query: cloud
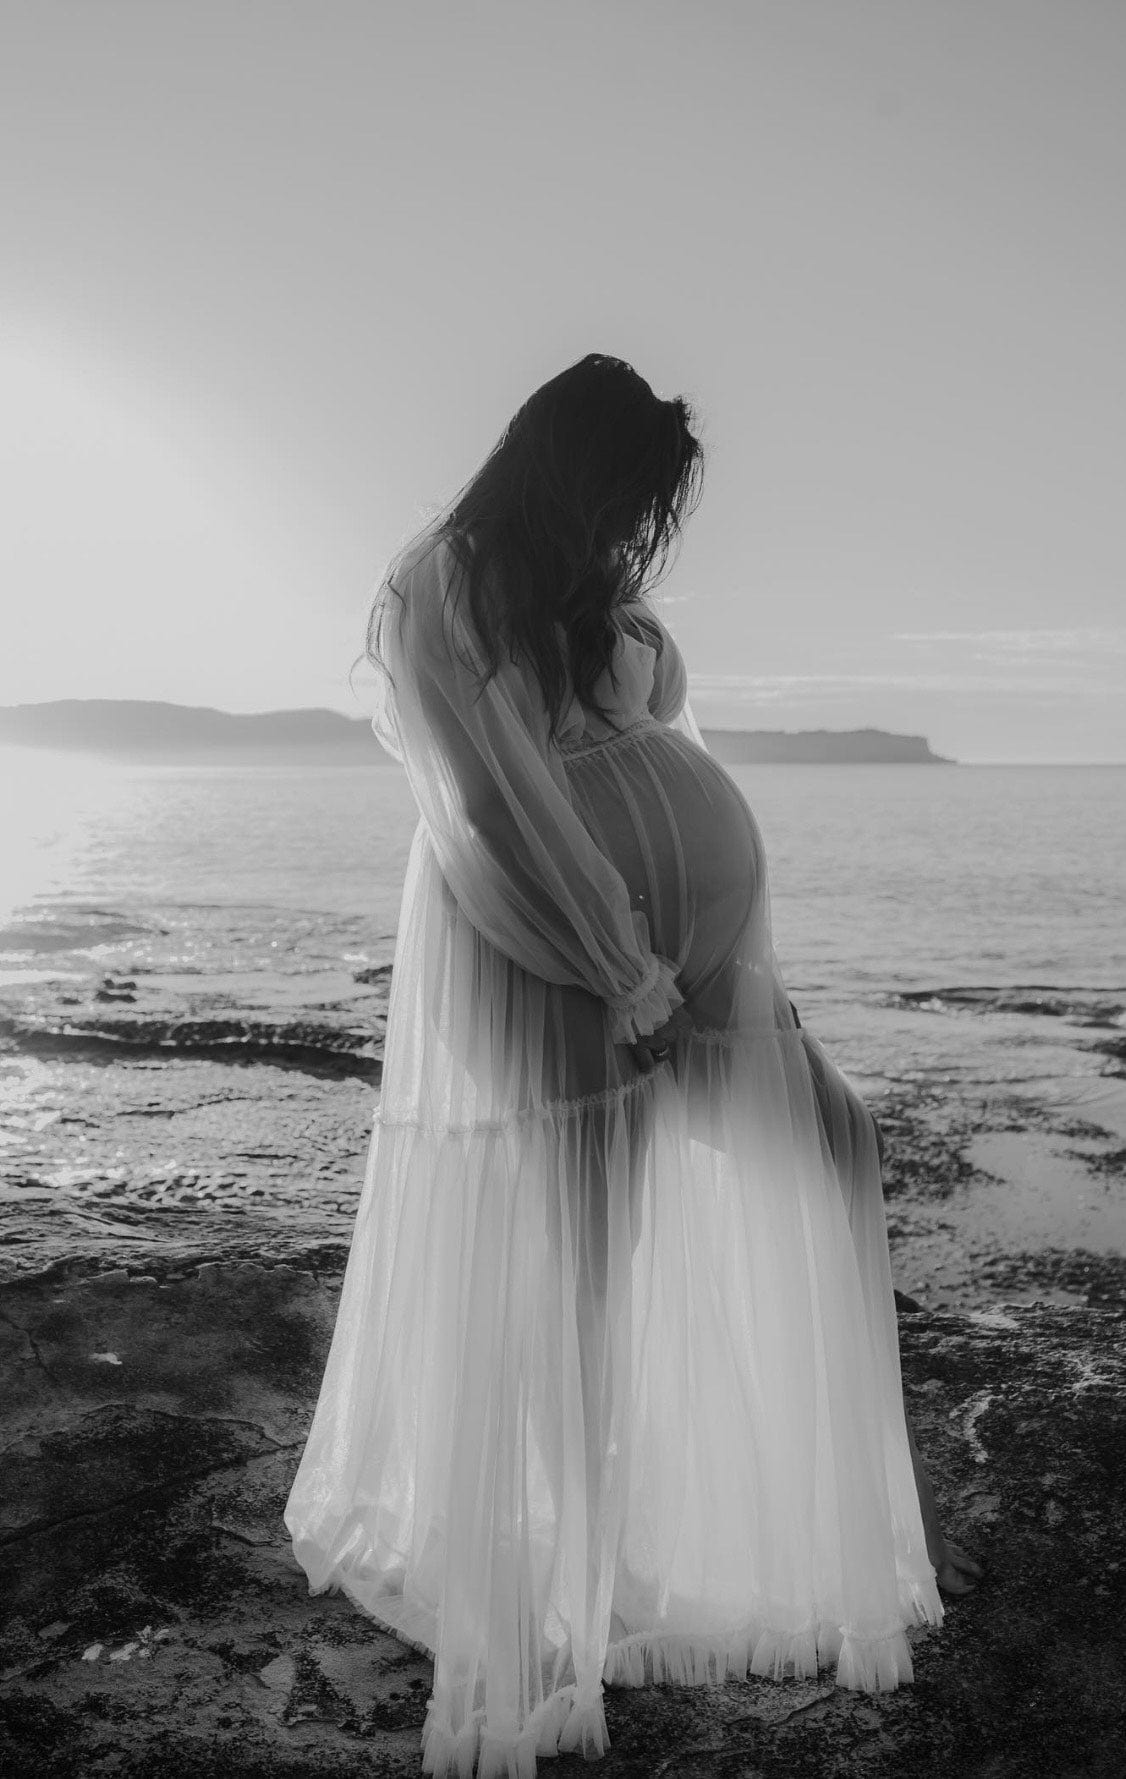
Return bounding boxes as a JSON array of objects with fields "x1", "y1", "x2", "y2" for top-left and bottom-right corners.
[
  {"x1": 893, "y1": 627, "x2": 1126, "y2": 659},
  {"x1": 687, "y1": 670, "x2": 1121, "y2": 703}
]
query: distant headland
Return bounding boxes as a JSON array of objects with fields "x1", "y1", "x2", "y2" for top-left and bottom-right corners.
[
  {"x1": 0, "y1": 701, "x2": 955, "y2": 765},
  {"x1": 0, "y1": 700, "x2": 387, "y2": 757}
]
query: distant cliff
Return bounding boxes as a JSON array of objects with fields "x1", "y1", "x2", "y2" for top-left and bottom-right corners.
[
  {"x1": 0, "y1": 701, "x2": 954, "y2": 765},
  {"x1": 700, "y1": 727, "x2": 954, "y2": 764},
  {"x1": 0, "y1": 700, "x2": 378, "y2": 756}
]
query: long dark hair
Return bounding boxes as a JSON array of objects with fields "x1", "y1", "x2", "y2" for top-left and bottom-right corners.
[{"x1": 364, "y1": 353, "x2": 705, "y2": 744}]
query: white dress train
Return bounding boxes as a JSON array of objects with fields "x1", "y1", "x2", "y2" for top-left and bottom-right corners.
[{"x1": 284, "y1": 530, "x2": 943, "y2": 1778}]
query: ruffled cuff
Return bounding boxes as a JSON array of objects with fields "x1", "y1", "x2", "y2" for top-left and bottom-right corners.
[{"x1": 606, "y1": 952, "x2": 684, "y2": 1045}]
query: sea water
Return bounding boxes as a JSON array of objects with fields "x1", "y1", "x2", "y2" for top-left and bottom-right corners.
[
  {"x1": 1, "y1": 747, "x2": 1123, "y2": 1288},
  {"x1": 2, "y1": 747, "x2": 1124, "y2": 1077}
]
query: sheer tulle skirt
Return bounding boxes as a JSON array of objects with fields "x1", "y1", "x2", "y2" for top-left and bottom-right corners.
[{"x1": 284, "y1": 724, "x2": 943, "y2": 1778}]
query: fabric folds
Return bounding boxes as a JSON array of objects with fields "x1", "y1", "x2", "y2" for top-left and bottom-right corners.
[{"x1": 284, "y1": 527, "x2": 943, "y2": 1777}]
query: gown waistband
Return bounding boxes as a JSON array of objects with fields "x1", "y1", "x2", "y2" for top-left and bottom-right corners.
[{"x1": 556, "y1": 715, "x2": 665, "y2": 761}]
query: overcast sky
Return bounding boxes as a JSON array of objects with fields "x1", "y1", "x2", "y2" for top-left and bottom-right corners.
[{"x1": 2, "y1": 0, "x2": 1124, "y2": 762}]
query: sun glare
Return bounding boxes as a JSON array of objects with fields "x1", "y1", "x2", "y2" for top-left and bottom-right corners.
[
  {"x1": 0, "y1": 745, "x2": 130, "y2": 929},
  {"x1": 0, "y1": 328, "x2": 325, "y2": 710}
]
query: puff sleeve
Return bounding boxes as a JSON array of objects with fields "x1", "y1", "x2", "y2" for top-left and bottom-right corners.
[{"x1": 370, "y1": 535, "x2": 684, "y2": 1044}]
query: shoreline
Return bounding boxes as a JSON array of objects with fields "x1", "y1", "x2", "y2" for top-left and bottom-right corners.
[{"x1": 1, "y1": 964, "x2": 1124, "y2": 1312}]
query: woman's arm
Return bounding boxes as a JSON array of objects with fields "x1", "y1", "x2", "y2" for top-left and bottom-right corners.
[{"x1": 372, "y1": 535, "x2": 684, "y2": 1045}]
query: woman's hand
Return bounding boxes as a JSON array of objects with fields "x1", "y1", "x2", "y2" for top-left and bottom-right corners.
[{"x1": 627, "y1": 1005, "x2": 694, "y2": 1074}]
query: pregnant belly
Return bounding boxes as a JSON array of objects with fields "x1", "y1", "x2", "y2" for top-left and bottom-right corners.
[{"x1": 561, "y1": 724, "x2": 767, "y2": 1016}]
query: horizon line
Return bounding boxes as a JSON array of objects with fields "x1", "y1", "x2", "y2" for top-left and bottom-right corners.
[{"x1": 2, "y1": 698, "x2": 1124, "y2": 766}]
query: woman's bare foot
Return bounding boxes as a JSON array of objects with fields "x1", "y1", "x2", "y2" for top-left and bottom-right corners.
[
  {"x1": 904, "y1": 1411, "x2": 985, "y2": 1596},
  {"x1": 928, "y1": 1535, "x2": 985, "y2": 1596}
]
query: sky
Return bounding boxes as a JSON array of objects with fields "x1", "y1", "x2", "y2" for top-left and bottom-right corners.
[{"x1": 2, "y1": 0, "x2": 1124, "y2": 763}]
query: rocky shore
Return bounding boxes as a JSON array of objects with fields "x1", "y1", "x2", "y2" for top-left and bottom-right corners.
[
  {"x1": 1, "y1": 1258, "x2": 1123, "y2": 1778},
  {"x1": 4, "y1": 966, "x2": 1125, "y2": 1309},
  {"x1": 3, "y1": 953, "x2": 1125, "y2": 1774}
]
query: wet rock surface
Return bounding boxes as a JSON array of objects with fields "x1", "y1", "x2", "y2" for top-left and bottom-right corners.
[
  {"x1": 873, "y1": 1081, "x2": 1126, "y2": 1311},
  {"x1": 4, "y1": 994, "x2": 1124, "y2": 1314},
  {"x1": 0, "y1": 969, "x2": 384, "y2": 1283},
  {"x1": 4, "y1": 963, "x2": 1126, "y2": 1313},
  {"x1": 1, "y1": 1260, "x2": 1123, "y2": 1778},
  {"x1": 2, "y1": 949, "x2": 1124, "y2": 1770}
]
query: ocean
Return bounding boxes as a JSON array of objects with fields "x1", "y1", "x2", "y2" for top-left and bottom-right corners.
[{"x1": 1, "y1": 746, "x2": 1124, "y2": 1305}]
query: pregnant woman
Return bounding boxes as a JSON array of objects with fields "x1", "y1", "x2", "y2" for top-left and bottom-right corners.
[{"x1": 284, "y1": 354, "x2": 980, "y2": 1778}]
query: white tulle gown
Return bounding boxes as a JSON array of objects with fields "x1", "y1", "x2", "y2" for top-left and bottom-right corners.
[{"x1": 284, "y1": 529, "x2": 943, "y2": 1778}]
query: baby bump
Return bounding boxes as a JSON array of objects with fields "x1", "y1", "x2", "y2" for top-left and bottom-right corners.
[{"x1": 561, "y1": 725, "x2": 766, "y2": 1024}]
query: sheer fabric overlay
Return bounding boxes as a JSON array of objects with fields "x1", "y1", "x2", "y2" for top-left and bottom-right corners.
[{"x1": 284, "y1": 531, "x2": 943, "y2": 1778}]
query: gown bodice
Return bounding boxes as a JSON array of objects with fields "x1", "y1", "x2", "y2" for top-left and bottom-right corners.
[{"x1": 554, "y1": 625, "x2": 657, "y2": 747}]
